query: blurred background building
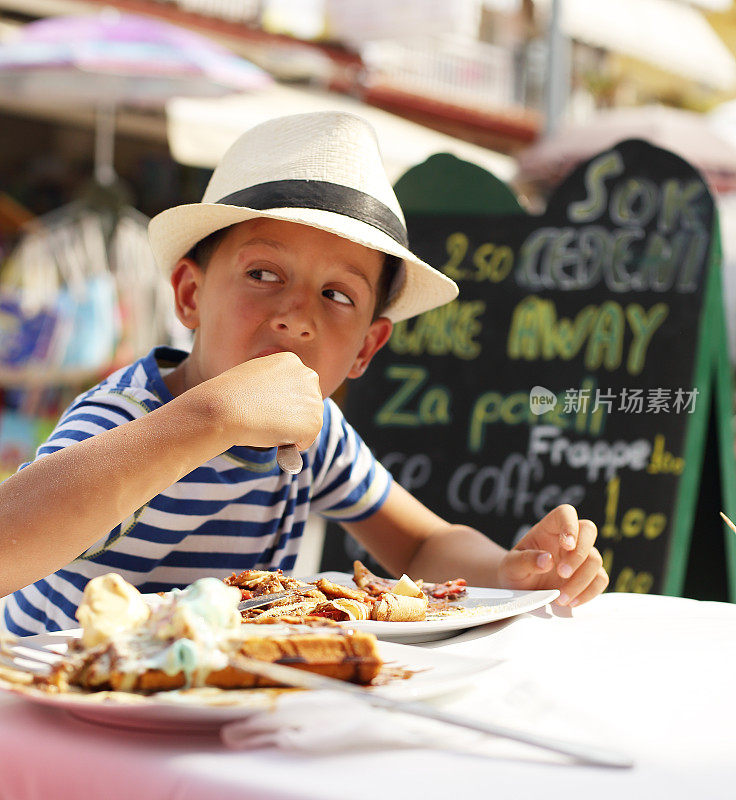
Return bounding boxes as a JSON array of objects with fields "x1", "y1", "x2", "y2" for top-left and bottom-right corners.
[
  {"x1": 1, "y1": 0, "x2": 736, "y2": 480},
  {"x1": 0, "y1": 1, "x2": 733, "y2": 194},
  {"x1": 0, "y1": 1, "x2": 733, "y2": 205}
]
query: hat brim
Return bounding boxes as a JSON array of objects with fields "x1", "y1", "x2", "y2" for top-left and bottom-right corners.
[{"x1": 148, "y1": 202, "x2": 458, "y2": 323}]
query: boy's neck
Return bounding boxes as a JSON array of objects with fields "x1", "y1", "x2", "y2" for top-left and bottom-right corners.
[{"x1": 162, "y1": 359, "x2": 190, "y2": 398}]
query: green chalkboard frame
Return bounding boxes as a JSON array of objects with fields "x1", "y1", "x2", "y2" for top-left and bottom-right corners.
[
  {"x1": 394, "y1": 153, "x2": 524, "y2": 216},
  {"x1": 393, "y1": 151, "x2": 736, "y2": 601},
  {"x1": 663, "y1": 216, "x2": 736, "y2": 601}
]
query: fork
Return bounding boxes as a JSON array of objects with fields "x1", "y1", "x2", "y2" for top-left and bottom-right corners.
[
  {"x1": 237, "y1": 591, "x2": 299, "y2": 612},
  {"x1": 0, "y1": 635, "x2": 56, "y2": 676}
]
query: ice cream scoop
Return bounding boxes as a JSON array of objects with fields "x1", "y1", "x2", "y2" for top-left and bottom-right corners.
[{"x1": 76, "y1": 573, "x2": 150, "y2": 648}]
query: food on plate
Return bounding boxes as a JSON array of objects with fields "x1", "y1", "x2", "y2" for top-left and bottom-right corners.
[
  {"x1": 370, "y1": 593, "x2": 428, "y2": 622},
  {"x1": 313, "y1": 577, "x2": 371, "y2": 603},
  {"x1": 420, "y1": 577, "x2": 468, "y2": 601},
  {"x1": 223, "y1": 569, "x2": 316, "y2": 599},
  {"x1": 40, "y1": 574, "x2": 382, "y2": 693},
  {"x1": 391, "y1": 574, "x2": 425, "y2": 598},
  {"x1": 225, "y1": 570, "x2": 328, "y2": 620},
  {"x1": 221, "y1": 562, "x2": 469, "y2": 624},
  {"x1": 353, "y1": 560, "x2": 396, "y2": 596},
  {"x1": 225, "y1": 567, "x2": 428, "y2": 622},
  {"x1": 311, "y1": 598, "x2": 372, "y2": 621},
  {"x1": 354, "y1": 562, "x2": 469, "y2": 605},
  {"x1": 354, "y1": 561, "x2": 468, "y2": 604}
]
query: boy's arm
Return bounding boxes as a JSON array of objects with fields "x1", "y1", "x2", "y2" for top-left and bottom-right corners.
[
  {"x1": 0, "y1": 352, "x2": 323, "y2": 597},
  {"x1": 341, "y1": 482, "x2": 608, "y2": 606}
]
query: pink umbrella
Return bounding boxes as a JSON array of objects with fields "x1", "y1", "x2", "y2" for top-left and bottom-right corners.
[
  {"x1": 0, "y1": 11, "x2": 272, "y2": 378},
  {"x1": 0, "y1": 9, "x2": 271, "y2": 184}
]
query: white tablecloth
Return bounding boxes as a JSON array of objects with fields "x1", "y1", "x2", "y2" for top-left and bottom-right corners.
[{"x1": 1, "y1": 592, "x2": 735, "y2": 800}]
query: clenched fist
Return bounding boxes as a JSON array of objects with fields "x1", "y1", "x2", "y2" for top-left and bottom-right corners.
[{"x1": 194, "y1": 352, "x2": 324, "y2": 452}]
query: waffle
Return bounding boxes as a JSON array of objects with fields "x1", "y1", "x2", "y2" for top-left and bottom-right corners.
[
  {"x1": 51, "y1": 623, "x2": 382, "y2": 692},
  {"x1": 45, "y1": 574, "x2": 382, "y2": 694}
]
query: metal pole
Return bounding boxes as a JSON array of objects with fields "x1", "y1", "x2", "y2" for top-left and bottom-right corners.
[
  {"x1": 544, "y1": 0, "x2": 570, "y2": 138},
  {"x1": 94, "y1": 102, "x2": 117, "y2": 186}
]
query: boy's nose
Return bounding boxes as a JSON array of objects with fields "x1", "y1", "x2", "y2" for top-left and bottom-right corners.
[{"x1": 269, "y1": 296, "x2": 315, "y2": 340}]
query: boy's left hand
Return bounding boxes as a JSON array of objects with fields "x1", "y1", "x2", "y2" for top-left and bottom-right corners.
[{"x1": 497, "y1": 504, "x2": 608, "y2": 607}]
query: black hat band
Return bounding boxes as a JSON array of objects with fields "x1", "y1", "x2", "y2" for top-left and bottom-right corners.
[{"x1": 217, "y1": 179, "x2": 409, "y2": 249}]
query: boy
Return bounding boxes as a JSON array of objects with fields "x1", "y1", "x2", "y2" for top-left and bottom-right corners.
[{"x1": 1, "y1": 112, "x2": 606, "y2": 635}]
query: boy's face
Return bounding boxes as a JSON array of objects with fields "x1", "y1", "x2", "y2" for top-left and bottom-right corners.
[{"x1": 173, "y1": 218, "x2": 393, "y2": 398}]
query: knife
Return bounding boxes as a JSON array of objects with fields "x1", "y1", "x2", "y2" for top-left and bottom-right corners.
[
  {"x1": 237, "y1": 592, "x2": 295, "y2": 612},
  {"x1": 229, "y1": 654, "x2": 634, "y2": 769},
  {"x1": 277, "y1": 444, "x2": 302, "y2": 475}
]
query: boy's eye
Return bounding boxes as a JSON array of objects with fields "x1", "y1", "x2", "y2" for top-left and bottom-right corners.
[
  {"x1": 249, "y1": 268, "x2": 280, "y2": 282},
  {"x1": 323, "y1": 288, "x2": 354, "y2": 306}
]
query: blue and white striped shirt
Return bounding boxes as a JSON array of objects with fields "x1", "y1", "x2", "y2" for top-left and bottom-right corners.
[{"x1": 4, "y1": 347, "x2": 391, "y2": 636}]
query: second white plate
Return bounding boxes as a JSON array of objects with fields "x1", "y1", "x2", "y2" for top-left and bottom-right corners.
[{"x1": 308, "y1": 572, "x2": 559, "y2": 643}]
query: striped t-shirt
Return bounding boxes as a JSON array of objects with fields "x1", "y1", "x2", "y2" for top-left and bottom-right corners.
[{"x1": 4, "y1": 346, "x2": 391, "y2": 636}]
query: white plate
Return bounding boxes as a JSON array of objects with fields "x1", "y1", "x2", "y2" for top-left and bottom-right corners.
[
  {"x1": 0, "y1": 631, "x2": 499, "y2": 732},
  {"x1": 308, "y1": 572, "x2": 559, "y2": 643}
]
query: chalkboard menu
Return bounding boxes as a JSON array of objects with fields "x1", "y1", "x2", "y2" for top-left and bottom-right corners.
[{"x1": 321, "y1": 140, "x2": 736, "y2": 600}]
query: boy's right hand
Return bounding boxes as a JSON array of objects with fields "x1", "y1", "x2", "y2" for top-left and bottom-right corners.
[{"x1": 201, "y1": 352, "x2": 324, "y2": 451}]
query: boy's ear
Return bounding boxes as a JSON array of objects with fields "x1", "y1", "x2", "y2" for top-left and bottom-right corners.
[
  {"x1": 348, "y1": 317, "x2": 393, "y2": 378},
  {"x1": 171, "y1": 258, "x2": 203, "y2": 330}
]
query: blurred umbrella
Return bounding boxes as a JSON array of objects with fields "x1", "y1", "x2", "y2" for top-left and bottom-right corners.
[
  {"x1": 516, "y1": 105, "x2": 736, "y2": 196},
  {"x1": 0, "y1": 10, "x2": 267, "y2": 378},
  {"x1": 0, "y1": 9, "x2": 271, "y2": 184}
]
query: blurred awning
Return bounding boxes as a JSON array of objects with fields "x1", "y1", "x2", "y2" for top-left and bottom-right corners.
[
  {"x1": 516, "y1": 104, "x2": 736, "y2": 195},
  {"x1": 165, "y1": 83, "x2": 515, "y2": 183},
  {"x1": 535, "y1": 0, "x2": 736, "y2": 91}
]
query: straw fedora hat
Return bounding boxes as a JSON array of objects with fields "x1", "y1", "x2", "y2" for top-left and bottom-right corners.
[{"x1": 148, "y1": 111, "x2": 458, "y2": 322}]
